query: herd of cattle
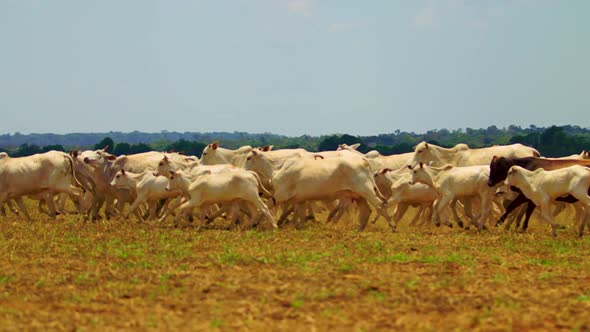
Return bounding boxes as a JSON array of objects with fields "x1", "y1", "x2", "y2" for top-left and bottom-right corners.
[{"x1": 1, "y1": 142, "x2": 590, "y2": 237}]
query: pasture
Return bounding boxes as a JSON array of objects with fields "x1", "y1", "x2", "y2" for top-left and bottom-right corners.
[{"x1": 1, "y1": 201, "x2": 590, "y2": 331}]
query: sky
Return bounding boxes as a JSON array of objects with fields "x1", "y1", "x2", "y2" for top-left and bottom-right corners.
[{"x1": 1, "y1": 0, "x2": 588, "y2": 136}]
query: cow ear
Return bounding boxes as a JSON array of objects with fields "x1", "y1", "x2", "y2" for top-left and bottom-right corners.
[
  {"x1": 262, "y1": 145, "x2": 272, "y2": 152},
  {"x1": 252, "y1": 149, "x2": 259, "y2": 156},
  {"x1": 169, "y1": 170, "x2": 176, "y2": 176},
  {"x1": 424, "y1": 143, "x2": 429, "y2": 149},
  {"x1": 164, "y1": 155, "x2": 169, "y2": 161},
  {"x1": 70, "y1": 150, "x2": 79, "y2": 158},
  {"x1": 212, "y1": 142, "x2": 219, "y2": 150},
  {"x1": 121, "y1": 169, "x2": 126, "y2": 175},
  {"x1": 350, "y1": 143, "x2": 361, "y2": 150},
  {"x1": 107, "y1": 155, "x2": 117, "y2": 161}
]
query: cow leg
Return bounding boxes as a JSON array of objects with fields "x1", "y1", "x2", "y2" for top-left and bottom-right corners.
[
  {"x1": 206, "y1": 203, "x2": 229, "y2": 225},
  {"x1": 477, "y1": 194, "x2": 492, "y2": 231},
  {"x1": 44, "y1": 193, "x2": 59, "y2": 219},
  {"x1": 434, "y1": 195, "x2": 453, "y2": 228},
  {"x1": 126, "y1": 195, "x2": 147, "y2": 221},
  {"x1": 305, "y1": 201, "x2": 316, "y2": 221},
  {"x1": 329, "y1": 198, "x2": 352, "y2": 224},
  {"x1": 254, "y1": 198, "x2": 277, "y2": 229},
  {"x1": 496, "y1": 193, "x2": 530, "y2": 226},
  {"x1": 393, "y1": 202, "x2": 410, "y2": 226},
  {"x1": 356, "y1": 198, "x2": 374, "y2": 232},
  {"x1": 13, "y1": 197, "x2": 34, "y2": 222},
  {"x1": 519, "y1": 202, "x2": 537, "y2": 232},
  {"x1": 450, "y1": 199, "x2": 465, "y2": 228},
  {"x1": 408, "y1": 204, "x2": 423, "y2": 226},
  {"x1": 6, "y1": 200, "x2": 19, "y2": 216},
  {"x1": 576, "y1": 205, "x2": 589, "y2": 237},
  {"x1": 277, "y1": 205, "x2": 294, "y2": 226},
  {"x1": 147, "y1": 200, "x2": 158, "y2": 221},
  {"x1": 538, "y1": 203, "x2": 558, "y2": 238},
  {"x1": 568, "y1": 190, "x2": 590, "y2": 237},
  {"x1": 421, "y1": 205, "x2": 433, "y2": 226},
  {"x1": 175, "y1": 196, "x2": 201, "y2": 227}
]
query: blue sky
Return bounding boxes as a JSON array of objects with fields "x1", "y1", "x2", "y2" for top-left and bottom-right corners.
[{"x1": 1, "y1": 0, "x2": 588, "y2": 136}]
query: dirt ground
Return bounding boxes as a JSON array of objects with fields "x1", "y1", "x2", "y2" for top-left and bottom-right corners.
[{"x1": 1, "y1": 205, "x2": 590, "y2": 331}]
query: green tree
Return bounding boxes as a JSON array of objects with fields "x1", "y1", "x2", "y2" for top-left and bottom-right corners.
[
  {"x1": 14, "y1": 144, "x2": 42, "y2": 157},
  {"x1": 42, "y1": 144, "x2": 65, "y2": 152},
  {"x1": 165, "y1": 139, "x2": 207, "y2": 157},
  {"x1": 113, "y1": 142, "x2": 131, "y2": 156},
  {"x1": 94, "y1": 137, "x2": 115, "y2": 151},
  {"x1": 129, "y1": 143, "x2": 151, "y2": 154},
  {"x1": 318, "y1": 134, "x2": 364, "y2": 152}
]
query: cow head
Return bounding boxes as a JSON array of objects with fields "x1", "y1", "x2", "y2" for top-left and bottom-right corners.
[
  {"x1": 154, "y1": 155, "x2": 171, "y2": 176},
  {"x1": 409, "y1": 141, "x2": 431, "y2": 167},
  {"x1": 110, "y1": 169, "x2": 130, "y2": 188},
  {"x1": 488, "y1": 156, "x2": 511, "y2": 187},
  {"x1": 504, "y1": 166, "x2": 522, "y2": 187},
  {"x1": 81, "y1": 148, "x2": 117, "y2": 167},
  {"x1": 201, "y1": 142, "x2": 221, "y2": 164}
]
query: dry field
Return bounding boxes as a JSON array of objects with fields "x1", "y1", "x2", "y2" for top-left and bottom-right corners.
[{"x1": 1, "y1": 202, "x2": 590, "y2": 331}]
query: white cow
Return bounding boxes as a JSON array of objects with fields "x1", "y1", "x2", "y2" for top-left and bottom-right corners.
[
  {"x1": 200, "y1": 143, "x2": 252, "y2": 167},
  {"x1": 410, "y1": 142, "x2": 540, "y2": 167},
  {"x1": 373, "y1": 168, "x2": 437, "y2": 227},
  {"x1": 0, "y1": 150, "x2": 85, "y2": 221},
  {"x1": 167, "y1": 170, "x2": 277, "y2": 229},
  {"x1": 244, "y1": 148, "x2": 378, "y2": 226},
  {"x1": 155, "y1": 156, "x2": 252, "y2": 224},
  {"x1": 504, "y1": 165, "x2": 590, "y2": 237},
  {"x1": 110, "y1": 169, "x2": 179, "y2": 221},
  {"x1": 80, "y1": 149, "x2": 196, "y2": 217},
  {"x1": 409, "y1": 163, "x2": 497, "y2": 230},
  {"x1": 337, "y1": 144, "x2": 413, "y2": 171},
  {"x1": 260, "y1": 154, "x2": 393, "y2": 231}
]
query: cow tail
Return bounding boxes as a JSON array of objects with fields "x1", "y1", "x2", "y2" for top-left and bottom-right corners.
[
  {"x1": 65, "y1": 154, "x2": 87, "y2": 193},
  {"x1": 249, "y1": 171, "x2": 275, "y2": 206}
]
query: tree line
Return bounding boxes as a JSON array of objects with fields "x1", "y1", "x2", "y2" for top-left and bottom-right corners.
[{"x1": 1, "y1": 125, "x2": 588, "y2": 158}]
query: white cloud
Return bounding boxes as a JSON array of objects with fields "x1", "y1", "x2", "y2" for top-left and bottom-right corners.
[
  {"x1": 328, "y1": 22, "x2": 361, "y2": 33},
  {"x1": 287, "y1": 0, "x2": 314, "y2": 17}
]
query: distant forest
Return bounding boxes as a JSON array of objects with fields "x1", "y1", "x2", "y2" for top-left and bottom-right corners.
[{"x1": 1, "y1": 125, "x2": 589, "y2": 158}]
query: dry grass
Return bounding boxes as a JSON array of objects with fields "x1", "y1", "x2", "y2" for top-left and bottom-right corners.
[{"x1": 1, "y1": 202, "x2": 590, "y2": 331}]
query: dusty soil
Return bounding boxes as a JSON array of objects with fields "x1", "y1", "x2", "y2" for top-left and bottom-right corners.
[{"x1": 1, "y1": 205, "x2": 590, "y2": 331}]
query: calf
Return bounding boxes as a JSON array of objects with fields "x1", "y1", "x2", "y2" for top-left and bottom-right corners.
[
  {"x1": 110, "y1": 169, "x2": 179, "y2": 221},
  {"x1": 167, "y1": 170, "x2": 277, "y2": 228},
  {"x1": 409, "y1": 163, "x2": 497, "y2": 230},
  {"x1": 504, "y1": 165, "x2": 590, "y2": 237},
  {"x1": 488, "y1": 156, "x2": 590, "y2": 231}
]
